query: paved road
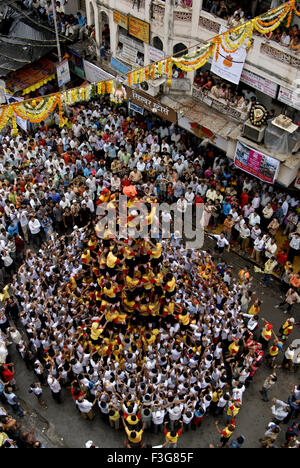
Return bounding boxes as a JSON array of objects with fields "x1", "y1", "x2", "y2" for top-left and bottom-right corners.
[{"x1": 3, "y1": 237, "x2": 300, "y2": 448}]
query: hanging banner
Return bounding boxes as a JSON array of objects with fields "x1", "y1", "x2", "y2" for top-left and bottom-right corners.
[
  {"x1": 234, "y1": 140, "x2": 280, "y2": 184},
  {"x1": 128, "y1": 16, "x2": 150, "y2": 44},
  {"x1": 56, "y1": 60, "x2": 71, "y2": 87},
  {"x1": 211, "y1": 44, "x2": 247, "y2": 85},
  {"x1": 15, "y1": 114, "x2": 27, "y2": 132},
  {"x1": 83, "y1": 60, "x2": 114, "y2": 83}
]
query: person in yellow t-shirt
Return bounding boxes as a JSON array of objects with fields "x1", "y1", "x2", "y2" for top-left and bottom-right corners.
[
  {"x1": 124, "y1": 421, "x2": 145, "y2": 448},
  {"x1": 259, "y1": 319, "x2": 273, "y2": 349},
  {"x1": 279, "y1": 318, "x2": 295, "y2": 339},
  {"x1": 226, "y1": 401, "x2": 241, "y2": 424},
  {"x1": 108, "y1": 407, "x2": 120, "y2": 430},
  {"x1": 149, "y1": 239, "x2": 162, "y2": 270},
  {"x1": 163, "y1": 421, "x2": 183, "y2": 448},
  {"x1": 248, "y1": 299, "x2": 261, "y2": 316},
  {"x1": 228, "y1": 338, "x2": 240, "y2": 356},
  {"x1": 81, "y1": 249, "x2": 91, "y2": 265},
  {"x1": 216, "y1": 421, "x2": 236, "y2": 448}
]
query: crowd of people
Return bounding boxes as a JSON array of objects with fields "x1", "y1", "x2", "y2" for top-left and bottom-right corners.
[
  {"x1": 0, "y1": 94, "x2": 299, "y2": 448},
  {"x1": 22, "y1": 0, "x2": 93, "y2": 42}
]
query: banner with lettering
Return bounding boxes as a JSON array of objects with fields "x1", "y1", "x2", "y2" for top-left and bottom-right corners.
[
  {"x1": 234, "y1": 140, "x2": 280, "y2": 184},
  {"x1": 128, "y1": 16, "x2": 150, "y2": 44},
  {"x1": 126, "y1": 87, "x2": 177, "y2": 122}
]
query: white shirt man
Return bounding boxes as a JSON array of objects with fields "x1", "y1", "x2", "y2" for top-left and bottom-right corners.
[
  {"x1": 174, "y1": 160, "x2": 185, "y2": 177},
  {"x1": 265, "y1": 238, "x2": 277, "y2": 259},
  {"x1": 239, "y1": 221, "x2": 250, "y2": 239},
  {"x1": 47, "y1": 376, "x2": 61, "y2": 394},
  {"x1": 28, "y1": 217, "x2": 41, "y2": 235},
  {"x1": 185, "y1": 189, "x2": 195, "y2": 205},
  {"x1": 248, "y1": 211, "x2": 261, "y2": 227},
  {"x1": 76, "y1": 398, "x2": 94, "y2": 414},
  {"x1": 72, "y1": 122, "x2": 83, "y2": 138},
  {"x1": 214, "y1": 235, "x2": 229, "y2": 252},
  {"x1": 251, "y1": 225, "x2": 262, "y2": 241},
  {"x1": 289, "y1": 233, "x2": 300, "y2": 251},
  {"x1": 282, "y1": 199, "x2": 289, "y2": 217},
  {"x1": 177, "y1": 197, "x2": 187, "y2": 214}
]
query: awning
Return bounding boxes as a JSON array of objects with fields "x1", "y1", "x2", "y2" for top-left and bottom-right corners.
[
  {"x1": 161, "y1": 94, "x2": 237, "y2": 139},
  {"x1": 5, "y1": 58, "x2": 56, "y2": 95}
]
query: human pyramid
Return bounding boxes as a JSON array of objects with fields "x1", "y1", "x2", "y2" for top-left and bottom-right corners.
[{"x1": 11, "y1": 184, "x2": 267, "y2": 448}]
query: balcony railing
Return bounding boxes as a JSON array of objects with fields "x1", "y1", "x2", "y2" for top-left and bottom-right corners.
[
  {"x1": 259, "y1": 41, "x2": 300, "y2": 69},
  {"x1": 192, "y1": 85, "x2": 248, "y2": 122},
  {"x1": 152, "y1": 0, "x2": 165, "y2": 23}
]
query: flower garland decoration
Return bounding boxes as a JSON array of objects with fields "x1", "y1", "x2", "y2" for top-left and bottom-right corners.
[
  {"x1": 253, "y1": 3, "x2": 291, "y2": 34},
  {"x1": 11, "y1": 114, "x2": 18, "y2": 136},
  {"x1": 13, "y1": 95, "x2": 60, "y2": 124},
  {"x1": 172, "y1": 44, "x2": 214, "y2": 71},
  {"x1": 0, "y1": 0, "x2": 295, "y2": 132},
  {"x1": 257, "y1": 3, "x2": 290, "y2": 26},
  {"x1": 249, "y1": 103, "x2": 268, "y2": 127},
  {"x1": 223, "y1": 22, "x2": 254, "y2": 52},
  {"x1": 0, "y1": 107, "x2": 13, "y2": 132}
]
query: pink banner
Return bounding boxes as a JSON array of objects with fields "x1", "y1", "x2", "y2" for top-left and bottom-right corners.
[{"x1": 234, "y1": 141, "x2": 280, "y2": 184}]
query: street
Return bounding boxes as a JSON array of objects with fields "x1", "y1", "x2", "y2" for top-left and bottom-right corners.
[{"x1": 3, "y1": 235, "x2": 299, "y2": 449}]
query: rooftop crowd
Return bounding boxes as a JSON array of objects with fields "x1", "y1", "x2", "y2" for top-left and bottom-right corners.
[{"x1": 0, "y1": 94, "x2": 299, "y2": 448}]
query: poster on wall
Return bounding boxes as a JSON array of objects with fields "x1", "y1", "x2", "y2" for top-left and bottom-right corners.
[
  {"x1": 128, "y1": 16, "x2": 150, "y2": 43},
  {"x1": 234, "y1": 140, "x2": 280, "y2": 184},
  {"x1": 56, "y1": 59, "x2": 71, "y2": 87}
]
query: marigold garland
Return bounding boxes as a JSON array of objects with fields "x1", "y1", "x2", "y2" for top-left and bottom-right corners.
[
  {"x1": 0, "y1": 107, "x2": 13, "y2": 132},
  {"x1": 13, "y1": 94, "x2": 60, "y2": 124},
  {"x1": 0, "y1": 1, "x2": 297, "y2": 134}
]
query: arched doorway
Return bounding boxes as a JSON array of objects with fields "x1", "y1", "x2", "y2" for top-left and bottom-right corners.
[
  {"x1": 152, "y1": 36, "x2": 164, "y2": 51},
  {"x1": 100, "y1": 11, "x2": 110, "y2": 48},
  {"x1": 173, "y1": 43, "x2": 187, "y2": 58},
  {"x1": 87, "y1": 1, "x2": 95, "y2": 26}
]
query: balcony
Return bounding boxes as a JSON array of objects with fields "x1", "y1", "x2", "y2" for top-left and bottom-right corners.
[
  {"x1": 152, "y1": 0, "x2": 165, "y2": 25},
  {"x1": 192, "y1": 85, "x2": 248, "y2": 122},
  {"x1": 106, "y1": 0, "x2": 146, "y2": 16}
]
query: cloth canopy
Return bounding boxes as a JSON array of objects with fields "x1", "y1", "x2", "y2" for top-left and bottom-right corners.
[{"x1": 5, "y1": 58, "x2": 56, "y2": 95}]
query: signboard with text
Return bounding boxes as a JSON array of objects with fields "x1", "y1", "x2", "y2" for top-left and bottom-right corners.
[
  {"x1": 56, "y1": 59, "x2": 71, "y2": 87},
  {"x1": 128, "y1": 16, "x2": 150, "y2": 44},
  {"x1": 113, "y1": 10, "x2": 128, "y2": 30},
  {"x1": 240, "y1": 69, "x2": 278, "y2": 99},
  {"x1": 126, "y1": 87, "x2": 177, "y2": 122},
  {"x1": 148, "y1": 46, "x2": 165, "y2": 62},
  {"x1": 234, "y1": 140, "x2": 280, "y2": 184},
  {"x1": 278, "y1": 86, "x2": 300, "y2": 111}
]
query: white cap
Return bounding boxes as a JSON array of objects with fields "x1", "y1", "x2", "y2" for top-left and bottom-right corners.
[{"x1": 85, "y1": 441, "x2": 95, "y2": 448}]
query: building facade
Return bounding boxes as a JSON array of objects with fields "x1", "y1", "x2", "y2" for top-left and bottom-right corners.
[{"x1": 84, "y1": 0, "x2": 300, "y2": 187}]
